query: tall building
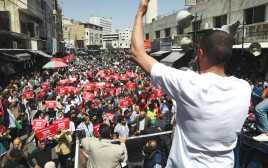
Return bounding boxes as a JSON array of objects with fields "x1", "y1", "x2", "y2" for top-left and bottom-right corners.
[
  {"x1": 90, "y1": 16, "x2": 113, "y2": 35},
  {"x1": 146, "y1": 0, "x2": 157, "y2": 24}
]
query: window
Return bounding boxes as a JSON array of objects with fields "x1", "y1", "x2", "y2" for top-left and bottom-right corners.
[
  {"x1": 145, "y1": 33, "x2": 149, "y2": 40},
  {"x1": 245, "y1": 5, "x2": 266, "y2": 24},
  {"x1": 192, "y1": 20, "x2": 201, "y2": 31},
  {"x1": 87, "y1": 32, "x2": 88, "y2": 35},
  {"x1": 126, "y1": 43, "x2": 128, "y2": 46},
  {"x1": 120, "y1": 43, "x2": 122, "y2": 46},
  {"x1": 214, "y1": 15, "x2": 227, "y2": 28},
  {"x1": 155, "y1": 30, "x2": 160, "y2": 38},
  {"x1": 100, "y1": 34, "x2": 102, "y2": 38},
  {"x1": 165, "y1": 28, "x2": 170, "y2": 37},
  {"x1": 177, "y1": 26, "x2": 184, "y2": 35},
  {"x1": 114, "y1": 43, "x2": 116, "y2": 46}
]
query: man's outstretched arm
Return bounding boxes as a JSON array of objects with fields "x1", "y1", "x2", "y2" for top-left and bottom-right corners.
[{"x1": 131, "y1": 0, "x2": 158, "y2": 75}]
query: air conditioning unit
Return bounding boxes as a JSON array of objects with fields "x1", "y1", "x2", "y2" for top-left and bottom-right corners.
[{"x1": 13, "y1": 42, "x2": 17, "y2": 49}]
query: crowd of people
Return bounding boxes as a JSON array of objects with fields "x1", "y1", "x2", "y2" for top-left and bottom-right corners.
[{"x1": 0, "y1": 53, "x2": 175, "y2": 168}]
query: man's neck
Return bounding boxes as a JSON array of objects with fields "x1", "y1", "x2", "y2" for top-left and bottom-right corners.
[{"x1": 200, "y1": 66, "x2": 227, "y2": 77}]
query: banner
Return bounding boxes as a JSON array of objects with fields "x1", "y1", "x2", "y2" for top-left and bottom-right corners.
[
  {"x1": 93, "y1": 123, "x2": 105, "y2": 137},
  {"x1": 0, "y1": 125, "x2": 7, "y2": 134},
  {"x1": 154, "y1": 88, "x2": 163, "y2": 96},
  {"x1": 119, "y1": 98, "x2": 132, "y2": 108},
  {"x1": 38, "y1": 89, "x2": 47, "y2": 98},
  {"x1": 35, "y1": 125, "x2": 56, "y2": 141},
  {"x1": 52, "y1": 118, "x2": 70, "y2": 131},
  {"x1": 57, "y1": 87, "x2": 68, "y2": 95},
  {"x1": 23, "y1": 91, "x2": 34, "y2": 100},
  {"x1": 106, "y1": 113, "x2": 115, "y2": 123},
  {"x1": 74, "y1": 102, "x2": 84, "y2": 113},
  {"x1": 96, "y1": 82, "x2": 106, "y2": 89},
  {"x1": 120, "y1": 75, "x2": 127, "y2": 80},
  {"x1": 84, "y1": 83, "x2": 94, "y2": 91},
  {"x1": 82, "y1": 92, "x2": 94, "y2": 101},
  {"x1": 106, "y1": 69, "x2": 112, "y2": 75},
  {"x1": 126, "y1": 82, "x2": 136, "y2": 89},
  {"x1": 40, "y1": 84, "x2": 48, "y2": 90},
  {"x1": 32, "y1": 119, "x2": 47, "y2": 130},
  {"x1": 106, "y1": 83, "x2": 112, "y2": 88},
  {"x1": 45, "y1": 100, "x2": 57, "y2": 108}
]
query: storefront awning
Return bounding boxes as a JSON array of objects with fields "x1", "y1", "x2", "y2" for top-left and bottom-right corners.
[
  {"x1": 28, "y1": 50, "x2": 53, "y2": 58},
  {"x1": 160, "y1": 51, "x2": 186, "y2": 65},
  {"x1": 150, "y1": 51, "x2": 171, "y2": 57}
]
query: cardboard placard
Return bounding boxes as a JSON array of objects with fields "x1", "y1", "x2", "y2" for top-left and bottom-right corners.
[
  {"x1": 145, "y1": 86, "x2": 152, "y2": 90},
  {"x1": 129, "y1": 73, "x2": 136, "y2": 78},
  {"x1": 60, "y1": 80, "x2": 67, "y2": 85},
  {"x1": 97, "y1": 70, "x2": 104, "y2": 75},
  {"x1": 120, "y1": 75, "x2": 127, "y2": 80},
  {"x1": 0, "y1": 125, "x2": 7, "y2": 134},
  {"x1": 73, "y1": 89, "x2": 80, "y2": 95},
  {"x1": 96, "y1": 82, "x2": 106, "y2": 89},
  {"x1": 65, "y1": 86, "x2": 75, "y2": 93},
  {"x1": 82, "y1": 92, "x2": 94, "y2": 101},
  {"x1": 74, "y1": 102, "x2": 84, "y2": 113},
  {"x1": 93, "y1": 123, "x2": 105, "y2": 137},
  {"x1": 32, "y1": 119, "x2": 47, "y2": 130},
  {"x1": 106, "y1": 113, "x2": 115, "y2": 123},
  {"x1": 40, "y1": 84, "x2": 48, "y2": 90},
  {"x1": 38, "y1": 89, "x2": 47, "y2": 98},
  {"x1": 35, "y1": 125, "x2": 56, "y2": 141},
  {"x1": 52, "y1": 118, "x2": 70, "y2": 131},
  {"x1": 106, "y1": 69, "x2": 112, "y2": 75},
  {"x1": 126, "y1": 82, "x2": 136, "y2": 89},
  {"x1": 106, "y1": 83, "x2": 112, "y2": 88},
  {"x1": 154, "y1": 88, "x2": 163, "y2": 96},
  {"x1": 113, "y1": 74, "x2": 120, "y2": 80},
  {"x1": 104, "y1": 76, "x2": 110, "y2": 81},
  {"x1": 87, "y1": 71, "x2": 93, "y2": 76},
  {"x1": 70, "y1": 78, "x2": 77, "y2": 83},
  {"x1": 125, "y1": 70, "x2": 130, "y2": 74},
  {"x1": 100, "y1": 73, "x2": 106, "y2": 78},
  {"x1": 57, "y1": 87, "x2": 68, "y2": 95},
  {"x1": 23, "y1": 91, "x2": 34, "y2": 100},
  {"x1": 116, "y1": 88, "x2": 121, "y2": 95},
  {"x1": 45, "y1": 100, "x2": 57, "y2": 108},
  {"x1": 119, "y1": 98, "x2": 132, "y2": 108},
  {"x1": 84, "y1": 83, "x2": 94, "y2": 91},
  {"x1": 150, "y1": 93, "x2": 158, "y2": 100},
  {"x1": 106, "y1": 88, "x2": 116, "y2": 96}
]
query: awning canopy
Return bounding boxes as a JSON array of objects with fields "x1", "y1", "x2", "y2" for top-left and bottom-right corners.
[
  {"x1": 28, "y1": 50, "x2": 53, "y2": 58},
  {"x1": 15, "y1": 53, "x2": 31, "y2": 58},
  {"x1": 150, "y1": 51, "x2": 171, "y2": 57},
  {"x1": 160, "y1": 51, "x2": 186, "y2": 63},
  {"x1": 1, "y1": 52, "x2": 31, "y2": 62}
]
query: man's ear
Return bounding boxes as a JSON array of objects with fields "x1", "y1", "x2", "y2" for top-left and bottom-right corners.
[{"x1": 199, "y1": 48, "x2": 205, "y2": 60}]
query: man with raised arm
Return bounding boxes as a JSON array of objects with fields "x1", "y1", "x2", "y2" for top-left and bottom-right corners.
[{"x1": 131, "y1": 0, "x2": 251, "y2": 167}]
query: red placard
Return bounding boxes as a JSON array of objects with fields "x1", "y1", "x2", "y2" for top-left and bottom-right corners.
[
  {"x1": 106, "y1": 69, "x2": 112, "y2": 75},
  {"x1": 35, "y1": 125, "x2": 56, "y2": 141},
  {"x1": 144, "y1": 40, "x2": 150, "y2": 49},
  {"x1": 82, "y1": 92, "x2": 94, "y2": 101},
  {"x1": 32, "y1": 119, "x2": 47, "y2": 130},
  {"x1": 106, "y1": 113, "x2": 115, "y2": 123},
  {"x1": 150, "y1": 92, "x2": 158, "y2": 99},
  {"x1": 0, "y1": 125, "x2": 7, "y2": 134},
  {"x1": 70, "y1": 78, "x2": 77, "y2": 83},
  {"x1": 96, "y1": 82, "x2": 106, "y2": 89},
  {"x1": 119, "y1": 98, "x2": 132, "y2": 108},
  {"x1": 129, "y1": 73, "x2": 137, "y2": 78},
  {"x1": 84, "y1": 83, "x2": 94, "y2": 91},
  {"x1": 106, "y1": 88, "x2": 116, "y2": 96},
  {"x1": 112, "y1": 74, "x2": 120, "y2": 80},
  {"x1": 57, "y1": 87, "x2": 68, "y2": 95},
  {"x1": 60, "y1": 80, "x2": 67, "y2": 85},
  {"x1": 40, "y1": 84, "x2": 48, "y2": 90},
  {"x1": 52, "y1": 118, "x2": 70, "y2": 131},
  {"x1": 106, "y1": 83, "x2": 112, "y2": 88},
  {"x1": 38, "y1": 89, "x2": 47, "y2": 98},
  {"x1": 125, "y1": 70, "x2": 130, "y2": 74},
  {"x1": 115, "y1": 88, "x2": 121, "y2": 95},
  {"x1": 104, "y1": 76, "x2": 110, "y2": 81},
  {"x1": 120, "y1": 75, "x2": 127, "y2": 81},
  {"x1": 71, "y1": 75, "x2": 76, "y2": 78},
  {"x1": 74, "y1": 102, "x2": 84, "y2": 113},
  {"x1": 23, "y1": 91, "x2": 34, "y2": 100},
  {"x1": 97, "y1": 70, "x2": 104, "y2": 75},
  {"x1": 93, "y1": 123, "x2": 105, "y2": 137},
  {"x1": 145, "y1": 86, "x2": 152, "y2": 90},
  {"x1": 154, "y1": 88, "x2": 163, "y2": 96},
  {"x1": 45, "y1": 100, "x2": 57, "y2": 108},
  {"x1": 87, "y1": 71, "x2": 93, "y2": 76},
  {"x1": 65, "y1": 86, "x2": 75, "y2": 93},
  {"x1": 73, "y1": 89, "x2": 80, "y2": 95},
  {"x1": 126, "y1": 82, "x2": 136, "y2": 89},
  {"x1": 100, "y1": 73, "x2": 106, "y2": 78}
]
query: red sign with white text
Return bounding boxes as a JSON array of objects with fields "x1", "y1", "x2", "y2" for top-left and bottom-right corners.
[
  {"x1": 106, "y1": 83, "x2": 112, "y2": 88},
  {"x1": 38, "y1": 89, "x2": 47, "y2": 98},
  {"x1": 23, "y1": 91, "x2": 34, "y2": 100},
  {"x1": 150, "y1": 92, "x2": 158, "y2": 99},
  {"x1": 35, "y1": 125, "x2": 56, "y2": 141},
  {"x1": 154, "y1": 88, "x2": 163, "y2": 96},
  {"x1": 96, "y1": 82, "x2": 106, "y2": 89},
  {"x1": 0, "y1": 125, "x2": 7, "y2": 134},
  {"x1": 70, "y1": 78, "x2": 77, "y2": 83},
  {"x1": 32, "y1": 119, "x2": 47, "y2": 130},
  {"x1": 82, "y1": 92, "x2": 94, "y2": 101},
  {"x1": 45, "y1": 100, "x2": 57, "y2": 108},
  {"x1": 106, "y1": 69, "x2": 112, "y2": 75},
  {"x1": 120, "y1": 75, "x2": 127, "y2": 80},
  {"x1": 57, "y1": 87, "x2": 68, "y2": 95},
  {"x1": 106, "y1": 113, "x2": 115, "y2": 123},
  {"x1": 87, "y1": 71, "x2": 93, "y2": 76},
  {"x1": 126, "y1": 82, "x2": 136, "y2": 89},
  {"x1": 40, "y1": 84, "x2": 48, "y2": 90},
  {"x1": 93, "y1": 123, "x2": 105, "y2": 137},
  {"x1": 106, "y1": 88, "x2": 116, "y2": 96},
  {"x1": 65, "y1": 86, "x2": 75, "y2": 93},
  {"x1": 73, "y1": 89, "x2": 80, "y2": 95},
  {"x1": 116, "y1": 88, "x2": 121, "y2": 95},
  {"x1": 52, "y1": 118, "x2": 70, "y2": 131},
  {"x1": 119, "y1": 98, "x2": 132, "y2": 108},
  {"x1": 74, "y1": 102, "x2": 84, "y2": 113},
  {"x1": 100, "y1": 73, "x2": 106, "y2": 78},
  {"x1": 84, "y1": 83, "x2": 94, "y2": 91}
]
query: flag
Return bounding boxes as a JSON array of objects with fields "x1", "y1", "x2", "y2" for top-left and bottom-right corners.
[
  {"x1": 0, "y1": 100, "x2": 9, "y2": 128},
  {"x1": 0, "y1": 100, "x2": 22, "y2": 129}
]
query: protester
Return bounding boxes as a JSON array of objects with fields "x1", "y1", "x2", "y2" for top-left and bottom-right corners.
[
  {"x1": 3, "y1": 148, "x2": 29, "y2": 168},
  {"x1": 129, "y1": 111, "x2": 150, "y2": 132},
  {"x1": 114, "y1": 116, "x2": 129, "y2": 138},
  {"x1": 143, "y1": 140, "x2": 164, "y2": 168},
  {"x1": 76, "y1": 115, "x2": 94, "y2": 138},
  {"x1": 130, "y1": 1, "x2": 251, "y2": 167}
]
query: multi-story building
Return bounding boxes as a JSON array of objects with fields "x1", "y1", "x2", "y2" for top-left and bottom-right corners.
[
  {"x1": 83, "y1": 22, "x2": 103, "y2": 50},
  {"x1": 90, "y1": 16, "x2": 113, "y2": 35},
  {"x1": 143, "y1": 0, "x2": 268, "y2": 78},
  {"x1": 112, "y1": 27, "x2": 132, "y2": 53}
]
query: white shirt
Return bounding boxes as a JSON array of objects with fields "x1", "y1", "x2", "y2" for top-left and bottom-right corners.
[
  {"x1": 69, "y1": 121, "x2": 75, "y2": 132},
  {"x1": 151, "y1": 63, "x2": 251, "y2": 168}
]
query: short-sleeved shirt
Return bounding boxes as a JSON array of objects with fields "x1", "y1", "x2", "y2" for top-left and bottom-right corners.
[{"x1": 150, "y1": 63, "x2": 251, "y2": 168}]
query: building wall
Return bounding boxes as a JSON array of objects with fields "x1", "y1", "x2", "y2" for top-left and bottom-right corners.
[
  {"x1": 146, "y1": 0, "x2": 157, "y2": 24},
  {"x1": 90, "y1": 17, "x2": 113, "y2": 35}
]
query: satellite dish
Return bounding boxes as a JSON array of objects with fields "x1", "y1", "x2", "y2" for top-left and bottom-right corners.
[
  {"x1": 176, "y1": 10, "x2": 194, "y2": 28},
  {"x1": 220, "y1": 21, "x2": 240, "y2": 38},
  {"x1": 249, "y1": 43, "x2": 262, "y2": 57}
]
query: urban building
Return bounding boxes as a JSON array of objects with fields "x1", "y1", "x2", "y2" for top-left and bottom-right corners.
[
  {"x1": 90, "y1": 16, "x2": 113, "y2": 35},
  {"x1": 146, "y1": 0, "x2": 157, "y2": 24},
  {"x1": 143, "y1": 0, "x2": 268, "y2": 79}
]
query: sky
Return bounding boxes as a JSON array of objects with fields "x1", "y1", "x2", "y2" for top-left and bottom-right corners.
[{"x1": 60, "y1": 0, "x2": 185, "y2": 30}]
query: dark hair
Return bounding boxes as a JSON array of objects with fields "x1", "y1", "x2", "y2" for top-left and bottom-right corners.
[
  {"x1": 149, "y1": 103, "x2": 155, "y2": 110},
  {"x1": 113, "y1": 132, "x2": 119, "y2": 138},
  {"x1": 199, "y1": 30, "x2": 233, "y2": 66},
  {"x1": 148, "y1": 139, "x2": 157, "y2": 152},
  {"x1": 159, "y1": 114, "x2": 164, "y2": 120},
  {"x1": 117, "y1": 116, "x2": 126, "y2": 123},
  {"x1": 165, "y1": 124, "x2": 173, "y2": 131},
  {"x1": 99, "y1": 124, "x2": 111, "y2": 139}
]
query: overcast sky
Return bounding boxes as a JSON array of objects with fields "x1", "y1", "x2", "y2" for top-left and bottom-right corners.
[{"x1": 60, "y1": 0, "x2": 186, "y2": 30}]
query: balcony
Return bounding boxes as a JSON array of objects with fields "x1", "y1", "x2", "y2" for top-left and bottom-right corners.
[{"x1": 18, "y1": 0, "x2": 43, "y2": 20}]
